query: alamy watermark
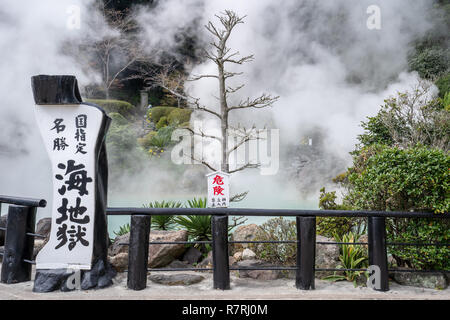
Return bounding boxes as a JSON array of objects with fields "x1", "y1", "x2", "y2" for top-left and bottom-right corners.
[
  {"x1": 367, "y1": 5, "x2": 381, "y2": 30},
  {"x1": 170, "y1": 121, "x2": 280, "y2": 175}
]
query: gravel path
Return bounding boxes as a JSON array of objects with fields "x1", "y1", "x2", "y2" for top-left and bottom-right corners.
[{"x1": 0, "y1": 268, "x2": 449, "y2": 300}]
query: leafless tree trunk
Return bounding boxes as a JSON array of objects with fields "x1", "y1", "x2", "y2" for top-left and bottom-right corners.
[{"x1": 150, "y1": 10, "x2": 279, "y2": 174}]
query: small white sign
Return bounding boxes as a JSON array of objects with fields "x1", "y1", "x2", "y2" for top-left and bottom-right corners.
[
  {"x1": 206, "y1": 171, "x2": 230, "y2": 208},
  {"x1": 34, "y1": 104, "x2": 104, "y2": 270}
]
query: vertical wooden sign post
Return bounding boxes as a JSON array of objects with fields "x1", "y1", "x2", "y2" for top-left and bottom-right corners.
[
  {"x1": 207, "y1": 171, "x2": 230, "y2": 290},
  {"x1": 31, "y1": 75, "x2": 115, "y2": 292}
]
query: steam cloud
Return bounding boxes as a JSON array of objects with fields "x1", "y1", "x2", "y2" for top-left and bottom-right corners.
[{"x1": 0, "y1": 0, "x2": 438, "y2": 220}]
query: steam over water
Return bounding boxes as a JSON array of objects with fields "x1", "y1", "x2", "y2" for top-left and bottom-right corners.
[{"x1": 0, "y1": 1, "x2": 437, "y2": 232}]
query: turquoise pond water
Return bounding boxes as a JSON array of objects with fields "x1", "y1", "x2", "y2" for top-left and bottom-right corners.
[
  {"x1": 106, "y1": 192, "x2": 319, "y2": 237},
  {"x1": 0, "y1": 192, "x2": 319, "y2": 236}
]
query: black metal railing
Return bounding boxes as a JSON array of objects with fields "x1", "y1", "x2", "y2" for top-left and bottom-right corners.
[
  {"x1": 106, "y1": 207, "x2": 449, "y2": 292},
  {"x1": 0, "y1": 195, "x2": 47, "y2": 283},
  {"x1": 0, "y1": 195, "x2": 448, "y2": 292}
]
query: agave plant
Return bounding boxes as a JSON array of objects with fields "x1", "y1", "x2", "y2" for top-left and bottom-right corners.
[
  {"x1": 323, "y1": 231, "x2": 369, "y2": 287},
  {"x1": 143, "y1": 200, "x2": 182, "y2": 230},
  {"x1": 186, "y1": 197, "x2": 207, "y2": 208},
  {"x1": 113, "y1": 223, "x2": 130, "y2": 237}
]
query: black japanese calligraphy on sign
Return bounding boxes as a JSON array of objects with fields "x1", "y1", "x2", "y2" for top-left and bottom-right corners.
[
  {"x1": 51, "y1": 118, "x2": 65, "y2": 133},
  {"x1": 55, "y1": 223, "x2": 90, "y2": 251},
  {"x1": 75, "y1": 114, "x2": 87, "y2": 155},
  {"x1": 53, "y1": 137, "x2": 69, "y2": 151},
  {"x1": 56, "y1": 197, "x2": 90, "y2": 225},
  {"x1": 55, "y1": 160, "x2": 93, "y2": 196}
]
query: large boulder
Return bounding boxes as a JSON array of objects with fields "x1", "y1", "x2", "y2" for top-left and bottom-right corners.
[
  {"x1": 108, "y1": 233, "x2": 129, "y2": 256},
  {"x1": 35, "y1": 217, "x2": 52, "y2": 238},
  {"x1": 149, "y1": 230, "x2": 188, "y2": 268},
  {"x1": 109, "y1": 252, "x2": 128, "y2": 272},
  {"x1": 236, "y1": 260, "x2": 281, "y2": 280},
  {"x1": 108, "y1": 229, "x2": 189, "y2": 271},
  {"x1": 182, "y1": 247, "x2": 203, "y2": 264},
  {"x1": 392, "y1": 270, "x2": 448, "y2": 290},
  {"x1": 231, "y1": 224, "x2": 261, "y2": 252},
  {"x1": 242, "y1": 248, "x2": 256, "y2": 260},
  {"x1": 315, "y1": 235, "x2": 340, "y2": 278}
]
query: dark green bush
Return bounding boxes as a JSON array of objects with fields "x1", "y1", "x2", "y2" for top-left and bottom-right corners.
[
  {"x1": 251, "y1": 217, "x2": 297, "y2": 266},
  {"x1": 345, "y1": 145, "x2": 450, "y2": 270},
  {"x1": 408, "y1": 47, "x2": 449, "y2": 79},
  {"x1": 436, "y1": 72, "x2": 450, "y2": 98},
  {"x1": 87, "y1": 99, "x2": 136, "y2": 119},
  {"x1": 148, "y1": 106, "x2": 177, "y2": 123},
  {"x1": 167, "y1": 108, "x2": 192, "y2": 125}
]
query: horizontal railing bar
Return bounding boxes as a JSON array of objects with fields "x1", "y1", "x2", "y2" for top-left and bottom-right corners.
[
  {"x1": 316, "y1": 242, "x2": 368, "y2": 245},
  {"x1": 387, "y1": 242, "x2": 450, "y2": 246},
  {"x1": 315, "y1": 268, "x2": 367, "y2": 272},
  {"x1": 232, "y1": 266, "x2": 297, "y2": 270},
  {"x1": 0, "y1": 227, "x2": 5, "y2": 231},
  {"x1": 0, "y1": 251, "x2": 3, "y2": 256},
  {"x1": 229, "y1": 240, "x2": 298, "y2": 244},
  {"x1": 388, "y1": 269, "x2": 450, "y2": 273},
  {"x1": 119, "y1": 241, "x2": 212, "y2": 246},
  {"x1": 26, "y1": 232, "x2": 46, "y2": 239},
  {"x1": 106, "y1": 207, "x2": 447, "y2": 218},
  {"x1": 0, "y1": 196, "x2": 47, "y2": 208},
  {"x1": 23, "y1": 259, "x2": 36, "y2": 264},
  {"x1": 147, "y1": 268, "x2": 213, "y2": 272}
]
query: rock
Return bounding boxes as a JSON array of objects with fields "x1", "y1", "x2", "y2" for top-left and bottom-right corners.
[
  {"x1": 33, "y1": 239, "x2": 48, "y2": 259},
  {"x1": 229, "y1": 256, "x2": 236, "y2": 266},
  {"x1": 168, "y1": 260, "x2": 191, "y2": 269},
  {"x1": 149, "y1": 230, "x2": 188, "y2": 268},
  {"x1": 149, "y1": 273, "x2": 205, "y2": 286},
  {"x1": 35, "y1": 217, "x2": 52, "y2": 238},
  {"x1": 182, "y1": 247, "x2": 203, "y2": 264},
  {"x1": 237, "y1": 260, "x2": 280, "y2": 280},
  {"x1": 392, "y1": 270, "x2": 448, "y2": 290},
  {"x1": 108, "y1": 233, "x2": 129, "y2": 256},
  {"x1": 315, "y1": 235, "x2": 340, "y2": 278},
  {"x1": 233, "y1": 251, "x2": 243, "y2": 261},
  {"x1": 196, "y1": 251, "x2": 213, "y2": 272},
  {"x1": 242, "y1": 248, "x2": 256, "y2": 260},
  {"x1": 109, "y1": 252, "x2": 128, "y2": 272},
  {"x1": 0, "y1": 214, "x2": 7, "y2": 246},
  {"x1": 231, "y1": 224, "x2": 261, "y2": 251},
  {"x1": 33, "y1": 259, "x2": 116, "y2": 292}
]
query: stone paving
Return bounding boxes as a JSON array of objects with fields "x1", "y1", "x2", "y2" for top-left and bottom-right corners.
[{"x1": 0, "y1": 267, "x2": 449, "y2": 300}]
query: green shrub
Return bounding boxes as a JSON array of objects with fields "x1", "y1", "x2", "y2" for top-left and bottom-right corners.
[
  {"x1": 186, "y1": 197, "x2": 207, "y2": 208},
  {"x1": 144, "y1": 201, "x2": 183, "y2": 230},
  {"x1": 251, "y1": 217, "x2": 297, "y2": 266},
  {"x1": 87, "y1": 99, "x2": 136, "y2": 119},
  {"x1": 323, "y1": 232, "x2": 369, "y2": 287},
  {"x1": 113, "y1": 223, "x2": 130, "y2": 238},
  {"x1": 345, "y1": 145, "x2": 450, "y2": 270},
  {"x1": 436, "y1": 72, "x2": 450, "y2": 98},
  {"x1": 317, "y1": 188, "x2": 363, "y2": 238},
  {"x1": 138, "y1": 131, "x2": 157, "y2": 149},
  {"x1": 156, "y1": 116, "x2": 169, "y2": 129},
  {"x1": 148, "y1": 106, "x2": 177, "y2": 123},
  {"x1": 408, "y1": 47, "x2": 449, "y2": 79},
  {"x1": 108, "y1": 112, "x2": 129, "y2": 126},
  {"x1": 167, "y1": 108, "x2": 192, "y2": 126},
  {"x1": 174, "y1": 215, "x2": 212, "y2": 253}
]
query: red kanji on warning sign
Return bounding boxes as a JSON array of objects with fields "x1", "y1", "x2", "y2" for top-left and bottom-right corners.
[
  {"x1": 213, "y1": 185, "x2": 225, "y2": 195},
  {"x1": 212, "y1": 175, "x2": 224, "y2": 185}
]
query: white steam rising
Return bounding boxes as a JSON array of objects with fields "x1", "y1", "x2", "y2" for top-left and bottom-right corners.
[{"x1": 0, "y1": 0, "x2": 438, "y2": 221}]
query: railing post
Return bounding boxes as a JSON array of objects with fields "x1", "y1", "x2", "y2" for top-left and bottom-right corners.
[
  {"x1": 368, "y1": 216, "x2": 389, "y2": 291},
  {"x1": 1, "y1": 205, "x2": 36, "y2": 283},
  {"x1": 127, "y1": 215, "x2": 151, "y2": 290},
  {"x1": 212, "y1": 215, "x2": 230, "y2": 290},
  {"x1": 296, "y1": 216, "x2": 316, "y2": 290}
]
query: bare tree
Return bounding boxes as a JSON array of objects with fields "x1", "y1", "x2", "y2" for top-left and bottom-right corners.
[
  {"x1": 150, "y1": 10, "x2": 279, "y2": 174},
  {"x1": 79, "y1": 8, "x2": 154, "y2": 99}
]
